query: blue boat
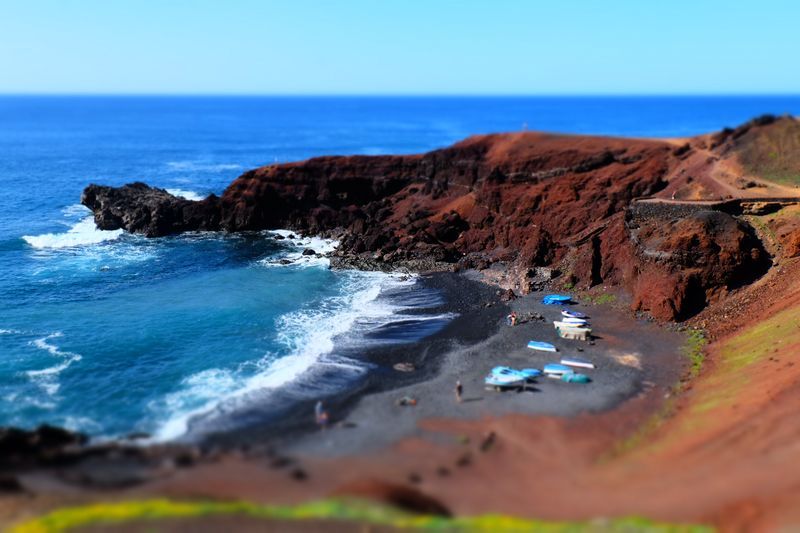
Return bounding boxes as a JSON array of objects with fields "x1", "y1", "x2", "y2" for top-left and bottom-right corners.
[
  {"x1": 561, "y1": 373, "x2": 591, "y2": 383},
  {"x1": 527, "y1": 340, "x2": 557, "y2": 352},
  {"x1": 543, "y1": 363, "x2": 574, "y2": 377},
  {"x1": 485, "y1": 366, "x2": 538, "y2": 388},
  {"x1": 519, "y1": 368, "x2": 542, "y2": 378},
  {"x1": 542, "y1": 294, "x2": 573, "y2": 305}
]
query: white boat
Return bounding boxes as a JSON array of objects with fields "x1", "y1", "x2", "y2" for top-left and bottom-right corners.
[
  {"x1": 560, "y1": 356, "x2": 596, "y2": 369},
  {"x1": 561, "y1": 316, "x2": 588, "y2": 326},
  {"x1": 562, "y1": 309, "x2": 588, "y2": 319},
  {"x1": 553, "y1": 321, "x2": 592, "y2": 341}
]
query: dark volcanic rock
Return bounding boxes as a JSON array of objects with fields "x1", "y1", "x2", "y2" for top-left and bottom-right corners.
[
  {"x1": 0, "y1": 424, "x2": 87, "y2": 467},
  {"x1": 81, "y1": 182, "x2": 221, "y2": 237}
]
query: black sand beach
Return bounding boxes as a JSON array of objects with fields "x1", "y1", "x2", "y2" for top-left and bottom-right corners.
[{"x1": 200, "y1": 272, "x2": 684, "y2": 456}]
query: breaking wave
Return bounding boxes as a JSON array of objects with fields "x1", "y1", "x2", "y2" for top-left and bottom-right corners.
[
  {"x1": 23, "y1": 216, "x2": 123, "y2": 249},
  {"x1": 149, "y1": 270, "x2": 433, "y2": 441},
  {"x1": 23, "y1": 204, "x2": 123, "y2": 250}
]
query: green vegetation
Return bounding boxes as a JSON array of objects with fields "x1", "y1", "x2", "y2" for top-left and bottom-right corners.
[
  {"x1": 9, "y1": 498, "x2": 713, "y2": 533},
  {"x1": 578, "y1": 290, "x2": 617, "y2": 306},
  {"x1": 682, "y1": 329, "x2": 707, "y2": 379},
  {"x1": 657, "y1": 302, "x2": 800, "y2": 443}
]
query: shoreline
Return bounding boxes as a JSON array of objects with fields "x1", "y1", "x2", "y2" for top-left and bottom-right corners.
[
  {"x1": 198, "y1": 271, "x2": 510, "y2": 451},
  {"x1": 195, "y1": 269, "x2": 684, "y2": 458},
  {"x1": 282, "y1": 271, "x2": 684, "y2": 458}
]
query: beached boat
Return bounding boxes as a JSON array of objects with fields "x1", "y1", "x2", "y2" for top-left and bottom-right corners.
[
  {"x1": 553, "y1": 321, "x2": 592, "y2": 341},
  {"x1": 485, "y1": 366, "x2": 534, "y2": 388},
  {"x1": 561, "y1": 316, "x2": 588, "y2": 326},
  {"x1": 527, "y1": 340, "x2": 557, "y2": 352},
  {"x1": 519, "y1": 368, "x2": 542, "y2": 378},
  {"x1": 543, "y1": 363, "x2": 575, "y2": 377},
  {"x1": 560, "y1": 356, "x2": 596, "y2": 369},
  {"x1": 561, "y1": 373, "x2": 591, "y2": 383},
  {"x1": 561, "y1": 309, "x2": 588, "y2": 319},
  {"x1": 542, "y1": 294, "x2": 572, "y2": 305}
]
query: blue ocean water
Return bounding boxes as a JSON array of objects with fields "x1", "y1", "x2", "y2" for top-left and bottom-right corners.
[{"x1": 2, "y1": 96, "x2": 799, "y2": 440}]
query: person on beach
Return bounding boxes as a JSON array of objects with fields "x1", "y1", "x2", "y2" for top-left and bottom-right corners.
[
  {"x1": 455, "y1": 380, "x2": 463, "y2": 403},
  {"x1": 314, "y1": 400, "x2": 329, "y2": 429},
  {"x1": 507, "y1": 311, "x2": 518, "y2": 326}
]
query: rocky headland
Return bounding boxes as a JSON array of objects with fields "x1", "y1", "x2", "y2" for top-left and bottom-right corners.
[{"x1": 82, "y1": 115, "x2": 800, "y2": 320}]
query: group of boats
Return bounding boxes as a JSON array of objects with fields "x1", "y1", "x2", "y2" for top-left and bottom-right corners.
[{"x1": 484, "y1": 295, "x2": 596, "y2": 390}]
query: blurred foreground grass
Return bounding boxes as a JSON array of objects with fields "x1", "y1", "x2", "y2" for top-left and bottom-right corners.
[{"x1": 9, "y1": 498, "x2": 713, "y2": 533}]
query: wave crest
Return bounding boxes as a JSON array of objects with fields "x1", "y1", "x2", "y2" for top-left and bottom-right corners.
[{"x1": 23, "y1": 217, "x2": 123, "y2": 249}]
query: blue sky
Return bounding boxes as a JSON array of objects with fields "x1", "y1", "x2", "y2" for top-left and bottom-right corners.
[{"x1": 0, "y1": 0, "x2": 798, "y2": 95}]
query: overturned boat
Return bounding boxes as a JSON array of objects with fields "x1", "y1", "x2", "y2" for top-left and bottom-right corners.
[
  {"x1": 561, "y1": 373, "x2": 591, "y2": 383},
  {"x1": 485, "y1": 366, "x2": 540, "y2": 389},
  {"x1": 542, "y1": 294, "x2": 573, "y2": 305},
  {"x1": 560, "y1": 356, "x2": 596, "y2": 369},
  {"x1": 527, "y1": 340, "x2": 558, "y2": 352},
  {"x1": 543, "y1": 363, "x2": 575, "y2": 378}
]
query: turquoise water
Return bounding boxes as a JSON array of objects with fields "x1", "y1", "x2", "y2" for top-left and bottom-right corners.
[{"x1": 2, "y1": 96, "x2": 799, "y2": 440}]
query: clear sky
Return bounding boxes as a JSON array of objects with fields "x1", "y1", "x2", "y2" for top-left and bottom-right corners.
[{"x1": 1, "y1": 0, "x2": 798, "y2": 95}]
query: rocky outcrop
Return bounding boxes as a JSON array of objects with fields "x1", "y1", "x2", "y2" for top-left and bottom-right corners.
[
  {"x1": 82, "y1": 120, "x2": 791, "y2": 321},
  {"x1": 0, "y1": 425, "x2": 87, "y2": 467},
  {"x1": 625, "y1": 210, "x2": 771, "y2": 320},
  {"x1": 81, "y1": 182, "x2": 221, "y2": 236}
]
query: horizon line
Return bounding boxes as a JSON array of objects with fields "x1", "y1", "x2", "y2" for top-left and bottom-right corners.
[{"x1": 1, "y1": 92, "x2": 800, "y2": 98}]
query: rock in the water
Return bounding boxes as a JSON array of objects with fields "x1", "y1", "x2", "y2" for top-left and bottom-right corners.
[{"x1": 81, "y1": 182, "x2": 221, "y2": 237}]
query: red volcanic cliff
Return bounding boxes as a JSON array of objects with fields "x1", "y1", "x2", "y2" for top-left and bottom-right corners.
[{"x1": 84, "y1": 116, "x2": 799, "y2": 321}]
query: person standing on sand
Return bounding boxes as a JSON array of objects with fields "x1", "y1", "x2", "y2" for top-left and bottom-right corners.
[
  {"x1": 315, "y1": 400, "x2": 329, "y2": 429},
  {"x1": 455, "y1": 380, "x2": 463, "y2": 403}
]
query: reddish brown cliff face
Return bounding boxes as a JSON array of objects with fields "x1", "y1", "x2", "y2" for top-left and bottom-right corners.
[
  {"x1": 84, "y1": 117, "x2": 795, "y2": 321},
  {"x1": 220, "y1": 132, "x2": 673, "y2": 266}
]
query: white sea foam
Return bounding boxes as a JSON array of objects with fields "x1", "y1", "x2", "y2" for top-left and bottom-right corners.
[
  {"x1": 26, "y1": 332, "x2": 82, "y2": 396},
  {"x1": 150, "y1": 271, "x2": 415, "y2": 441},
  {"x1": 152, "y1": 369, "x2": 240, "y2": 441},
  {"x1": 23, "y1": 216, "x2": 123, "y2": 249},
  {"x1": 166, "y1": 188, "x2": 207, "y2": 201},
  {"x1": 259, "y1": 230, "x2": 340, "y2": 268}
]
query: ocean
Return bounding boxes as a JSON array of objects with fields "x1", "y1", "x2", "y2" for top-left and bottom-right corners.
[{"x1": 2, "y1": 96, "x2": 799, "y2": 441}]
